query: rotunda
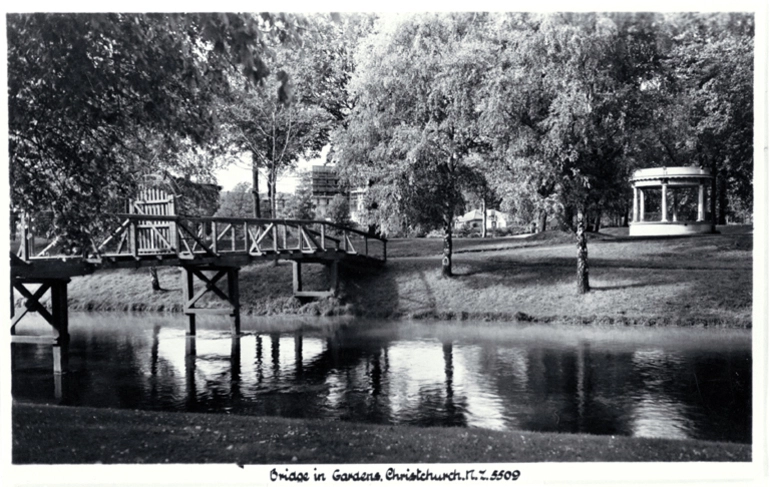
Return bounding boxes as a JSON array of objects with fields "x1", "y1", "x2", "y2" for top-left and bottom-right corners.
[{"x1": 629, "y1": 167, "x2": 715, "y2": 236}]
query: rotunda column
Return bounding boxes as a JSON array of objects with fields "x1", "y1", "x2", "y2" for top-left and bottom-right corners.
[
  {"x1": 632, "y1": 186, "x2": 639, "y2": 222},
  {"x1": 661, "y1": 183, "x2": 668, "y2": 222},
  {"x1": 639, "y1": 189, "x2": 645, "y2": 222},
  {"x1": 671, "y1": 188, "x2": 678, "y2": 222},
  {"x1": 698, "y1": 183, "x2": 705, "y2": 222}
]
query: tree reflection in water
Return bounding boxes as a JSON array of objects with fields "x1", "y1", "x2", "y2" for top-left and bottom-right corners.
[{"x1": 10, "y1": 315, "x2": 752, "y2": 444}]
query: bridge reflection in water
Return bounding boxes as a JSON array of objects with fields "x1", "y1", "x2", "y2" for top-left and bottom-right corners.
[{"x1": 10, "y1": 316, "x2": 751, "y2": 443}]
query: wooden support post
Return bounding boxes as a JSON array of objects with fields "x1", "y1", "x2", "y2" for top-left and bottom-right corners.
[
  {"x1": 51, "y1": 279, "x2": 69, "y2": 345},
  {"x1": 231, "y1": 335, "x2": 241, "y2": 385},
  {"x1": 130, "y1": 221, "x2": 138, "y2": 258},
  {"x1": 328, "y1": 260, "x2": 339, "y2": 295},
  {"x1": 321, "y1": 225, "x2": 326, "y2": 250},
  {"x1": 181, "y1": 267, "x2": 196, "y2": 336},
  {"x1": 186, "y1": 335, "x2": 197, "y2": 356},
  {"x1": 185, "y1": 338, "x2": 196, "y2": 407},
  {"x1": 293, "y1": 261, "x2": 302, "y2": 294},
  {"x1": 19, "y1": 212, "x2": 30, "y2": 261},
  {"x1": 11, "y1": 278, "x2": 71, "y2": 375},
  {"x1": 54, "y1": 372, "x2": 64, "y2": 400},
  {"x1": 52, "y1": 344, "x2": 69, "y2": 375},
  {"x1": 52, "y1": 279, "x2": 70, "y2": 376},
  {"x1": 169, "y1": 197, "x2": 178, "y2": 252},
  {"x1": 273, "y1": 226, "x2": 279, "y2": 252},
  {"x1": 228, "y1": 267, "x2": 241, "y2": 336},
  {"x1": 181, "y1": 265, "x2": 240, "y2": 336},
  {"x1": 294, "y1": 330, "x2": 303, "y2": 378},
  {"x1": 211, "y1": 222, "x2": 218, "y2": 254}
]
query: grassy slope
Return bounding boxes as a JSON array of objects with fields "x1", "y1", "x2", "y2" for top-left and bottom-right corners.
[
  {"x1": 345, "y1": 226, "x2": 752, "y2": 326},
  {"x1": 54, "y1": 226, "x2": 752, "y2": 326},
  {"x1": 13, "y1": 404, "x2": 750, "y2": 464}
]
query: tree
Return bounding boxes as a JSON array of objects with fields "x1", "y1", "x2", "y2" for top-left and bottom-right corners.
[
  {"x1": 8, "y1": 12, "x2": 309, "y2": 250},
  {"x1": 215, "y1": 182, "x2": 254, "y2": 218},
  {"x1": 218, "y1": 52, "x2": 333, "y2": 218},
  {"x1": 613, "y1": 13, "x2": 754, "y2": 224},
  {"x1": 484, "y1": 13, "x2": 661, "y2": 293},
  {"x1": 296, "y1": 13, "x2": 377, "y2": 127},
  {"x1": 336, "y1": 13, "x2": 494, "y2": 276},
  {"x1": 665, "y1": 14, "x2": 754, "y2": 223},
  {"x1": 286, "y1": 171, "x2": 316, "y2": 221},
  {"x1": 327, "y1": 193, "x2": 352, "y2": 227}
]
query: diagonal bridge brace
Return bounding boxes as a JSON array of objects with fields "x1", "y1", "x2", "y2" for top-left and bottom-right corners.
[
  {"x1": 180, "y1": 266, "x2": 240, "y2": 337},
  {"x1": 11, "y1": 278, "x2": 71, "y2": 358},
  {"x1": 11, "y1": 281, "x2": 53, "y2": 331},
  {"x1": 185, "y1": 269, "x2": 232, "y2": 309}
]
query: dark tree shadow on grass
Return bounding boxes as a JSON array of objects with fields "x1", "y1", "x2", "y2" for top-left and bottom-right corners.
[{"x1": 340, "y1": 262, "x2": 402, "y2": 318}]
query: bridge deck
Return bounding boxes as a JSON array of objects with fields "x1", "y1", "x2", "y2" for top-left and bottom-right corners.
[{"x1": 11, "y1": 214, "x2": 386, "y2": 279}]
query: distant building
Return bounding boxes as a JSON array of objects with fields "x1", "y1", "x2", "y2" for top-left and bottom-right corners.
[
  {"x1": 310, "y1": 165, "x2": 342, "y2": 218},
  {"x1": 455, "y1": 209, "x2": 508, "y2": 230}
]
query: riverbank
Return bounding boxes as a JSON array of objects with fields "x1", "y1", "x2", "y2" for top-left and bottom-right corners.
[
  {"x1": 43, "y1": 226, "x2": 752, "y2": 327},
  {"x1": 12, "y1": 403, "x2": 750, "y2": 463}
]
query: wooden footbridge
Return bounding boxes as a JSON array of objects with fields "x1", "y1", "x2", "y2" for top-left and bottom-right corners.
[{"x1": 10, "y1": 192, "x2": 386, "y2": 374}]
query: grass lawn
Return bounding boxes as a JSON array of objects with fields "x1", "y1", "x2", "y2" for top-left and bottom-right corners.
[
  {"x1": 12, "y1": 403, "x2": 750, "y2": 463},
  {"x1": 32, "y1": 225, "x2": 751, "y2": 327},
  {"x1": 345, "y1": 226, "x2": 752, "y2": 326}
]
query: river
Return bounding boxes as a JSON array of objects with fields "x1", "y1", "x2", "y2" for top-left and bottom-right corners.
[{"x1": 11, "y1": 313, "x2": 751, "y2": 444}]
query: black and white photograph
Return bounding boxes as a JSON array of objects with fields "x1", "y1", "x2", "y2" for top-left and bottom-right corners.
[{"x1": 2, "y1": 2, "x2": 767, "y2": 486}]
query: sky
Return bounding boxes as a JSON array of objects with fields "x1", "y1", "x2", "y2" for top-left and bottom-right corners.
[{"x1": 214, "y1": 145, "x2": 331, "y2": 193}]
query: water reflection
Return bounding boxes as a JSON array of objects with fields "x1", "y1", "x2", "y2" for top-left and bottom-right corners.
[{"x1": 11, "y1": 315, "x2": 751, "y2": 444}]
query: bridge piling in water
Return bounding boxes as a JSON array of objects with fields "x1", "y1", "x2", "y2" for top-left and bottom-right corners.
[
  {"x1": 180, "y1": 265, "x2": 241, "y2": 337},
  {"x1": 11, "y1": 277, "x2": 71, "y2": 375}
]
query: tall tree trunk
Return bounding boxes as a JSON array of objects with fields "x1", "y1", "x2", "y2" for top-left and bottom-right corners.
[
  {"x1": 481, "y1": 199, "x2": 487, "y2": 238},
  {"x1": 576, "y1": 208, "x2": 590, "y2": 294},
  {"x1": 268, "y1": 168, "x2": 277, "y2": 219},
  {"x1": 150, "y1": 267, "x2": 161, "y2": 292},
  {"x1": 622, "y1": 202, "x2": 629, "y2": 227},
  {"x1": 562, "y1": 205, "x2": 574, "y2": 231},
  {"x1": 717, "y1": 171, "x2": 728, "y2": 225},
  {"x1": 538, "y1": 209, "x2": 548, "y2": 233},
  {"x1": 442, "y1": 219, "x2": 453, "y2": 278},
  {"x1": 251, "y1": 156, "x2": 261, "y2": 218},
  {"x1": 710, "y1": 160, "x2": 718, "y2": 226}
]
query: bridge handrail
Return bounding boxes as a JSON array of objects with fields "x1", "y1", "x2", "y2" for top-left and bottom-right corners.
[
  {"x1": 113, "y1": 213, "x2": 387, "y2": 242},
  {"x1": 11, "y1": 211, "x2": 387, "y2": 264}
]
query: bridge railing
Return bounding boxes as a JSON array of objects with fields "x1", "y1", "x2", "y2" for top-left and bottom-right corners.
[{"x1": 94, "y1": 215, "x2": 387, "y2": 262}]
